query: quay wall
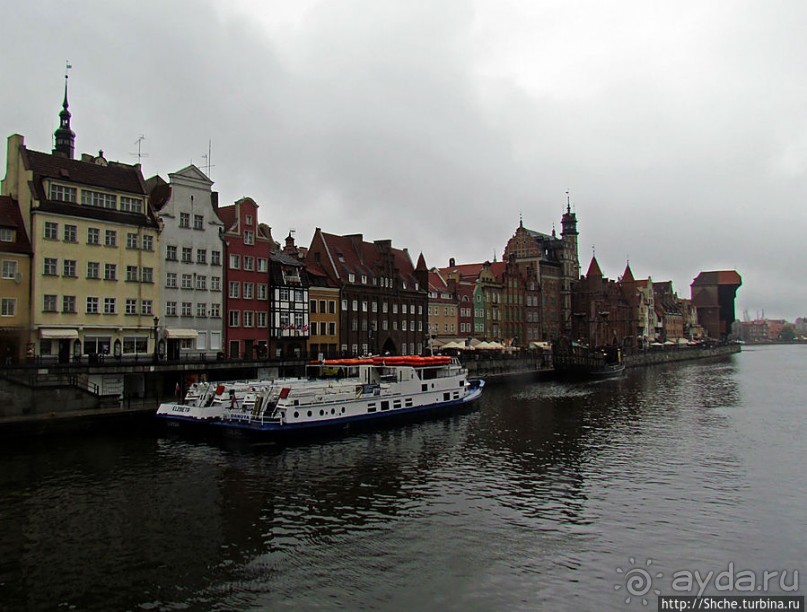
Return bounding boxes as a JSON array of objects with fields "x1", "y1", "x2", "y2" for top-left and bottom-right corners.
[
  {"x1": 0, "y1": 346, "x2": 740, "y2": 434},
  {"x1": 623, "y1": 343, "x2": 740, "y2": 368}
]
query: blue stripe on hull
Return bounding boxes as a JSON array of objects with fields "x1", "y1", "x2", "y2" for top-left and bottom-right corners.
[{"x1": 158, "y1": 390, "x2": 483, "y2": 436}]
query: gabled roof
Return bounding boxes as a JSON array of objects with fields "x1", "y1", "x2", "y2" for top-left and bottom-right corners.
[
  {"x1": 586, "y1": 256, "x2": 602, "y2": 278},
  {"x1": 0, "y1": 196, "x2": 32, "y2": 254},
  {"x1": 310, "y1": 230, "x2": 421, "y2": 287},
  {"x1": 24, "y1": 147, "x2": 147, "y2": 195},
  {"x1": 621, "y1": 263, "x2": 634, "y2": 283}
]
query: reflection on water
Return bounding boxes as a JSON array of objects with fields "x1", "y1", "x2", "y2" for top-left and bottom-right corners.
[{"x1": 1, "y1": 348, "x2": 805, "y2": 610}]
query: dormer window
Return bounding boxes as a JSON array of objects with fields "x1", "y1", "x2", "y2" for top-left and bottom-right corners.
[
  {"x1": 348, "y1": 273, "x2": 355, "y2": 283},
  {"x1": 245, "y1": 214, "x2": 253, "y2": 226}
]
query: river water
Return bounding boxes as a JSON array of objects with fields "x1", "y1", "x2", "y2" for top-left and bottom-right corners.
[{"x1": 1, "y1": 345, "x2": 804, "y2": 610}]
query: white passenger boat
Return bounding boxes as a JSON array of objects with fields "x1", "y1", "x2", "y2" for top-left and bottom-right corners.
[{"x1": 156, "y1": 356, "x2": 485, "y2": 434}]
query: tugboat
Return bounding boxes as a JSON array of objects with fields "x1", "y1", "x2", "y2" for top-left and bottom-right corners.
[{"x1": 156, "y1": 356, "x2": 485, "y2": 435}]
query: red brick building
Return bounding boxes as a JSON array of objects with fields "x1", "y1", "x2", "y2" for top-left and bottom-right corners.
[{"x1": 217, "y1": 197, "x2": 274, "y2": 358}]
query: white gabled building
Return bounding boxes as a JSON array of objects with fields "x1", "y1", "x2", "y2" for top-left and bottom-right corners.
[{"x1": 148, "y1": 165, "x2": 225, "y2": 359}]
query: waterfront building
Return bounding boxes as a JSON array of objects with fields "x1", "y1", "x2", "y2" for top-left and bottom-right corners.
[
  {"x1": 1, "y1": 83, "x2": 160, "y2": 363},
  {"x1": 268, "y1": 235, "x2": 310, "y2": 358},
  {"x1": 306, "y1": 230, "x2": 428, "y2": 356},
  {"x1": 148, "y1": 166, "x2": 225, "y2": 359},
  {"x1": 502, "y1": 203, "x2": 580, "y2": 340},
  {"x1": 652, "y1": 281, "x2": 684, "y2": 342},
  {"x1": 426, "y1": 269, "x2": 458, "y2": 344},
  {"x1": 690, "y1": 270, "x2": 742, "y2": 341},
  {"x1": 0, "y1": 196, "x2": 32, "y2": 362},
  {"x1": 307, "y1": 273, "x2": 340, "y2": 359},
  {"x1": 570, "y1": 256, "x2": 634, "y2": 347},
  {"x1": 216, "y1": 198, "x2": 274, "y2": 359}
]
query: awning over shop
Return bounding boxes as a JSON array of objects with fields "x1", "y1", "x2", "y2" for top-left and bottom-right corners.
[
  {"x1": 165, "y1": 328, "x2": 199, "y2": 339},
  {"x1": 39, "y1": 328, "x2": 79, "y2": 340}
]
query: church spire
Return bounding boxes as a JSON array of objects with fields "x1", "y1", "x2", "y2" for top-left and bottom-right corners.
[{"x1": 53, "y1": 62, "x2": 75, "y2": 159}]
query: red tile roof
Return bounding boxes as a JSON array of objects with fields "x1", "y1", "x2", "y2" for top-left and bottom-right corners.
[{"x1": 691, "y1": 270, "x2": 742, "y2": 286}]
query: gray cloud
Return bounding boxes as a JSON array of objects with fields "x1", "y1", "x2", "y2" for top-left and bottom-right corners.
[{"x1": 2, "y1": 0, "x2": 804, "y2": 318}]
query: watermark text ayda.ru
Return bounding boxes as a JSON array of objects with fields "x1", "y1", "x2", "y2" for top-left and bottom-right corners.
[
  {"x1": 615, "y1": 559, "x2": 800, "y2": 606},
  {"x1": 670, "y1": 562, "x2": 799, "y2": 597}
]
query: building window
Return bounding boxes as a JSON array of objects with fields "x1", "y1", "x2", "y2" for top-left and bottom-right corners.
[
  {"x1": 211, "y1": 276, "x2": 221, "y2": 291},
  {"x1": 44, "y1": 258, "x2": 57, "y2": 275},
  {"x1": 142, "y1": 235, "x2": 153, "y2": 251},
  {"x1": 196, "y1": 303, "x2": 207, "y2": 318},
  {"x1": 166, "y1": 245, "x2": 178, "y2": 261},
  {"x1": 196, "y1": 249, "x2": 207, "y2": 264},
  {"x1": 194, "y1": 214, "x2": 204, "y2": 230},
  {"x1": 229, "y1": 310, "x2": 240, "y2": 327},
  {"x1": 44, "y1": 222, "x2": 58, "y2": 240},
  {"x1": 342, "y1": 299, "x2": 348, "y2": 311},
  {"x1": 141, "y1": 299, "x2": 153, "y2": 315},
  {"x1": 86, "y1": 297, "x2": 99, "y2": 314},
  {"x1": 243, "y1": 311, "x2": 254, "y2": 327},
  {"x1": 82, "y1": 189, "x2": 117, "y2": 209},
  {"x1": 244, "y1": 230, "x2": 254, "y2": 245},
  {"x1": 120, "y1": 196, "x2": 142, "y2": 213},
  {"x1": 257, "y1": 312, "x2": 267, "y2": 327},
  {"x1": 104, "y1": 263, "x2": 117, "y2": 280},
  {"x1": 87, "y1": 227, "x2": 100, "y2": 245},
  {"x1": 126, "y1": 233, "x2": 139, "y2": 249},
  {"x1": 126, "y1": 266, "x2": 139, "y2": 282},
  {"x1": 103, "y1": 297, "x2": 116, "y2": 314},
  {"x1": 181, "y1": 302, "x2": 192, "y2": 317},
  {"x1": 49, "y1": 184, "x2": 77, "y2": 203},
  {"x1": 125, "y1": 298, "x2": 137, "y2": 315},
  {"x1": 181, "y1": 274, "x2": 192, "y2": 289},
  {"x1": 1, "y1": 260, "x2": 17, "y2": 279},
  {"x1": 0, "y1": 228, "x2": 13, "y2": 242},
  {"x1": 43, "y1": 294, "x2": 57, "y2": 312},
  {"x1": 196, "y1": 275, "x2": 207, "y2": 290},
  {"x1": 122, "y1": 336, "x2": 148, "y2": 354},
  {"x1": 245, "y1": 214, "x2": 253, "y2": 225},
  {"x1": 243, "y1": 283, "x2": 254, "y2": 299},
  {"x1": 211, "y1": 250, "x2": 221, "y2": 266},
  {"x1": 310, "y1": 299, "x2": 317, "y2": 313},
  {"x1": 279, "y1": 288, "x2": 290, "y2": 301},
  {"x1": 179, "y1": 212, "x2": 190, "y2": 228},
  {"x1": 63, "y1": 260, "x2": 77, "y2": 278},
  {"x1": 142, "y1": 267, "x2": 153, "y2": 283},
  {"x1": 105, "y1": 230, "x2": 117, "y2": 247},
  {"x1": 166, "y1": 272, "x2": 177, "y2": 288},
  {"x1": 1, "y1": 298, "x2": 16, "y2": 317},
  {"x1": 210, "y1": 303, "x2": 221, "y2": 318},
  {"x1": 181, "y1": 247, "x2": 192, "y2": 263},
  {"x1": 229, "y1": 254, "x2": 240, "y2": 269},
  {"x1": 166, "y1": 301, "x2": 177, "y2": 316},
  {"x1": 348, "y1": 273, "x2": 355, "y2": 283},
  {"x1": 257, "y1": 258, "x2": 268, "y2": 272},
  {"x1": 244, "y1": 256, "x2": 254, "y2": 271},
  {"x1": 64, "y1": 225, "x2": 77, "y2": 243},
  {"x1": 329, "y1": 322, "x2": 336, "y2": 336},
  {"x1": 257, "y1": 284, "x2": 267, "y2": 300},
  {"x1": 229, "y1": 281, "x2": 240, "y2": 299}
]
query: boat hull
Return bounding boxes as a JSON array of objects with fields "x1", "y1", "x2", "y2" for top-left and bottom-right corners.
[{"x1": 156, "y1": 379, "x2": 485, "y2": 437}]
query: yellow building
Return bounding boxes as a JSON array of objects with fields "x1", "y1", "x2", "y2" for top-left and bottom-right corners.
[
  {"x1": 427, "y1": 269, "x2": 459, "y2": 343},
  {"x1": 0, "y1": 196, "x2": 32, "y2": 363},
  {"x1": 1, "y1": 87, "x2": 161, "y2": 363},
  {"x1": 307, "y1": 284, "x2": 340, "y2": 359}
]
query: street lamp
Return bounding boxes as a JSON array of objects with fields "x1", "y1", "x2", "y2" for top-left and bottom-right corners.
[{"x1": 153, "y1": 316, "x2": 160, "y2": 362}]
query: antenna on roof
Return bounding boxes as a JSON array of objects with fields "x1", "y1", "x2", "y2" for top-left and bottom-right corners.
[
  {"x1": 130, "y1": 135, "x2": 149, "y2": 164},
  {"x1": 201, "y1": 139, "x2": 215, "y2": 178}
]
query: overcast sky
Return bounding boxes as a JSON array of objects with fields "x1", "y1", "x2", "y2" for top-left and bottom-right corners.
[{"x1": 2, "y1": 1, "x2": 805, "y2": 320}]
